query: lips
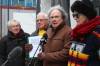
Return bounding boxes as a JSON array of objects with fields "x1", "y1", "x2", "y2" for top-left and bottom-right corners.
[
  {"x1": 53, "y1": 22, "x2": 57, "y2": 24},
  {"x1": 52, "y1": 20, "x2": 57, "y2": 24}
]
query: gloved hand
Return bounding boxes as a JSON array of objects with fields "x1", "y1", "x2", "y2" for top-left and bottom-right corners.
[{"x1": 25, "y1": 44, "x2": 33, "y2": 52}]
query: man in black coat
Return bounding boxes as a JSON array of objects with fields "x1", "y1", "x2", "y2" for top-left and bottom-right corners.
[{"x1": 0, "y1": 19, "x2": 32, "y2": 66}]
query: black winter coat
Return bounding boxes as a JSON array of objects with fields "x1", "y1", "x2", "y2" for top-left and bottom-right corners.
[{"x1": 0, "y1": 30, "x2": 30, "y2": 66}]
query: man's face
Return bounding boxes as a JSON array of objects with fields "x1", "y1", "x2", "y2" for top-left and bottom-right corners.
[
  {"x1": 49, "y1": 9, "x2": 63, "y2": 28},
  {"x1": 36, "y1": 15, "x2": 48, "y2": 29},
  {"x1": 9, "y1": 22, "x2": 21, "y2": 35}
]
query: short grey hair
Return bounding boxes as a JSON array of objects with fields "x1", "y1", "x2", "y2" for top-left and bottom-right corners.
[
  {"x1": 7, "y1": 19, "x2": 21, "y2": 27},
  {"x1": 48, "y1": 5, "x2": 68, "y2": 22},
  {"x1": 37, "y1": 12, "x2": 48, "y2": 19}
]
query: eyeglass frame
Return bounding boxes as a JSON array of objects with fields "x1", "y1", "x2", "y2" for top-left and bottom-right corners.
[
  {"x1": 49, "y1": 15, "x2": 62, "y2": 19},
  {"x1": 36, "y1": 19, "x2": 48, "y2": 22},
  {"x1": 72, "y1": 13, "x2": 80, "y2": 18},
  {"x1": 72, "y1": 11, "x2": 84, "y2": 19}
]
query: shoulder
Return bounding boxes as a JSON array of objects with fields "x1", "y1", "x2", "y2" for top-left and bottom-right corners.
[
  {"x1": 24, "y1": 32, "x2": 30, "y2": 37},
  {"x1": 31, "y1": 30, "x2": 38, "y2": 36},
  {"x1": 0, "y1": 35, "x2": 8, "y2": 42},
  {"x1": 62, "y1": 25, "x2": 72, "y2": 36}
]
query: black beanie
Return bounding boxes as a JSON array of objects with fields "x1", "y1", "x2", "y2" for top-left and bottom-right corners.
[{"x1": 71, "y1": 0, "x2": 97, "y2": 20}]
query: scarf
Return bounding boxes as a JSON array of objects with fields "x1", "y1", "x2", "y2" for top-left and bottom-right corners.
[
  {"x1": 71, "y1": 16, "x2": 100, "y2": 40},
  {"x1": 8, "y1": 29, "x2": 25, "y2": 38}
]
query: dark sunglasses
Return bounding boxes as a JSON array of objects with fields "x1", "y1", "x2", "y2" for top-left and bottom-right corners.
[{"x1": 72, "y1": 13, "x2": 79, "y2": 18}]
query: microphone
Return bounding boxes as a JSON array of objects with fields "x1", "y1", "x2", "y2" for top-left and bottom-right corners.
[
  {"x1": 8, "y1": 46, "x2": 22, "y2": 60},
  {"x1": 40, "y1": 33, "x2": 48, "y2": 51},
  {"x1": 40, "y1": 33, "x2": 48, "y2": 45},
  {"x1": 1, "y1": 46, "x2": 22, "y2": 66}
]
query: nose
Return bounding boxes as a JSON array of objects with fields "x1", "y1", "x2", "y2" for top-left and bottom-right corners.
[{"x1": 38, "y1": 21, "x2": 41, "y2": 23}]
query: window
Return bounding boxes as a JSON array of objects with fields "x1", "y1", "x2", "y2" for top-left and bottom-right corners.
[
  {"x1": 26, "y1": 0, "x2": 32, "y2": 7},
  {"x1": 12, "y1": 0, "x2": 18, "y2": 6},
  {"x1": 33, "y1": 0, "x2": 36, "y2": 7},
  {"x1": 19, "y1": 0, "x2": 25, "y2": 6},
  {"x1": 2, "y1": 0, "x2": 7, "y2": 6}
]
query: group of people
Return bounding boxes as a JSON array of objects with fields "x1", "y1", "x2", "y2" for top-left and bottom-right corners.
[{"x1": 0, "y1": 0, "x2": 100, "y2": 66}]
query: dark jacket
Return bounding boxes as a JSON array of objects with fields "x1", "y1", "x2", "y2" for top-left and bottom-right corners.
[
  {"x1": 31, "y1": 29, "x2": 39, "y2": 36},
  {"x1": 43, "y1": 23, "x2": 71, "y2": 66},
  {"x1": 0, "y1": 29, "x2": 30, "y2": 66},
  {"x1": 68, "y1": 16, "x2": 100, "y2": 66}
]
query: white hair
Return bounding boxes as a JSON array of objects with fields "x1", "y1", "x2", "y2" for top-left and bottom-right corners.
[
  {"x1": 48, "y1": 5, "x2": 68, "y2": 22},
  {"x1": 37, "y1": 12, "x2": 48, "y2": 19},
  {"x1": 7, "y1": 19, "x2": 21, "y2": 27}
]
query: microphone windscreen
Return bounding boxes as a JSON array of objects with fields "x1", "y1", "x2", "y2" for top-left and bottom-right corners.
[
  {"x1": 7, "y1": 46, "x2": 22, "y2": 60},
  {"x1": 42, "y1": 33, "x2": 48, "y2": 40}
]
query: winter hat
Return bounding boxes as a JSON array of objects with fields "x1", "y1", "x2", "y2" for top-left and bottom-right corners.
[{"x1": 71, "y1": 0, "x2": 97, "y2": 20}]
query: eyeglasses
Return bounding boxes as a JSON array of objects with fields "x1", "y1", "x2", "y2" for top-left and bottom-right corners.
[
  {"x1": 50, "y1": 16, "x2": 61, "y2": 19},
  {"x1": 37, "y1": 19, "x2": 47, "y2": 22},
  {"x1": 72, "y1": 13, "x2": 79, "y2": 18}
]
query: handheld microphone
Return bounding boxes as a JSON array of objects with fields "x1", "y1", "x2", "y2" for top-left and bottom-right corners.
[
  {"x1": 40, "y1": 33, "x2": 48, "y2": 51},
  {"x1": 40, "y1": 33, "x2": 48, "y2": 45},
  {"x1": 8, "y1": 46, "x2": 22, "y2": 60},
  {"x1": 1, "y1": 46, "x2": 22, "y2": 66}
]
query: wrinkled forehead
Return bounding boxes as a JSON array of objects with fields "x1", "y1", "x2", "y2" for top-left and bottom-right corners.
[
  {"x1": 11, "y1": 22, "x2": 19, "y2": 26},
  {"x1": 50, "y1": 9, "x2": 62, "y2": 16},
  {"x1": 8, "y1": 21, "x2": 20, "y2": 27},
  {"x1": 37, "y1": 15, "x2": 47, "y2": 20},
  {"x1": 37, "y1": 13, "x2": 48, "y2": 19}
]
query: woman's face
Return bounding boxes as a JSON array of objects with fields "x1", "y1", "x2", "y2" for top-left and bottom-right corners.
[
  {"x1": 72, "y1": 11, "x2": 88, "y2": 25},
  {"x1": 49, "y1": 9, "x2": 63, "y2": 28}
]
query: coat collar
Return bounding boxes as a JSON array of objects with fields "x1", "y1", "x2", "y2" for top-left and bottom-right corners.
[{"x1": 8, "y1": 29, "x2": 25, "y2": 39}]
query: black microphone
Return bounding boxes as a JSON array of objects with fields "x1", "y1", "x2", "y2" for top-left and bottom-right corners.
[
  {"x1": 1, "y1": 46, "x2": 22, "y2": 66},
  {"x1": 40, "y1": 33, "x2": 48, "y2": 45},
  {"x1": 40, "y1": 33, "x2": 48, "y2": 51},
  {"x1": 8, "y1": 46, "x2": 22, "y2": 60}
]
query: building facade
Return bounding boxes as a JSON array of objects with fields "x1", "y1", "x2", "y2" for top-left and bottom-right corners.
[{"x1": 0, "y1": 0, "x2": 37, "y2": 38}]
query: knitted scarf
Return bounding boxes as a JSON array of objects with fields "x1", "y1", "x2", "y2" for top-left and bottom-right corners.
[{"x1": 71, "y1": 16, "x2": 100, "y2": 40}]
